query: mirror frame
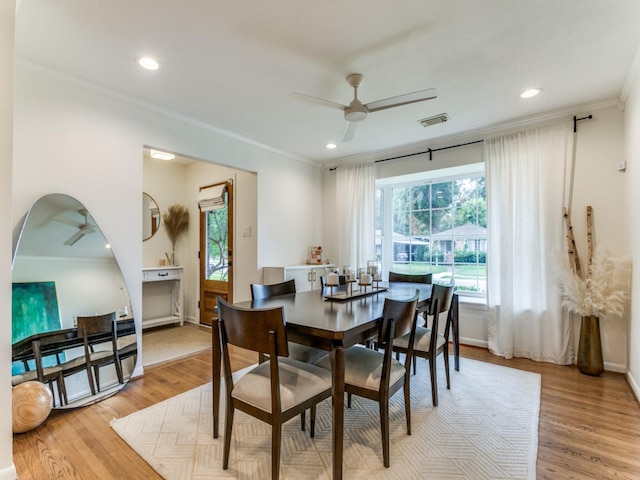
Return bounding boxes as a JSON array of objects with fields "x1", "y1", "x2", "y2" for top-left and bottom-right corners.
[
  {"x1": 143, "y1": 192, "x2": 161, "y2": 242},
  {"x1": 11, "y1": 193, "x2": 136, "y2": 409}
]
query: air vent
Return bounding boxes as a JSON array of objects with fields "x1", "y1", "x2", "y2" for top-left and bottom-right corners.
[{"x1": 418, "y1": 113, "x2": 449, "y2": 127}]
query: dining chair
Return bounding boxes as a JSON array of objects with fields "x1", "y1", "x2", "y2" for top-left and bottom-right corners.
[
  {"x1": 315, "y1": 290, "x2": 420, "y2": 468},
  {"x1": 216, "y1": 298, "x2": 332, "y2": 480},
  {"x1": 60, "y1": 312, "x2": 123, "y2": 397},
  {"x1": 12, "y1": 343, "x2": 67, "y2": 407},
  {"x1": 251, "y1": 280, "x2": 327, "y2": 364},
  {"x1": 388, "y1": 271, "x2": 433, "y2": 284},
  {"x1": 393, "y1": 283, "x2": 454, "y2": 406}
]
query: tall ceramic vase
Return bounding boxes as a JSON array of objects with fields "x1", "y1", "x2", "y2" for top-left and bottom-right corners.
[{"x1": 577, "y1": 315, "x2": 604, "y2": 376}]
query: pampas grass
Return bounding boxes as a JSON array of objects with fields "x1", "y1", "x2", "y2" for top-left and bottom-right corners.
[
  {"x1": 163, "y1": 204, "x2": 189, "y2": 252},
  {"x1": 557, "y1": 245, "x2": 630, "y2": 319}
]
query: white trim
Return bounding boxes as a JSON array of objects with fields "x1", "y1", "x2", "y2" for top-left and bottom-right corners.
[
  {"x1": 0, "y1": 465, "x2": 17, "y2": 480},
  {"x1": 627, "y1": 370, "x2": 640, "y2": 403}
]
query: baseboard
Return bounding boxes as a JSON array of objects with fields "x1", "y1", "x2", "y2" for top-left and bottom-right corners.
[
  {"x1": 604, "y1": 361, "x2": 627, "y2": 373},
  {"x1": 460, "y1": 337, "x2": 488, "y2": 349},
  {"x1": 627, "y1": 369, "x2": 640, "y2": 403},
  {"x1": 0, "y1": 464, "x2": 17, "y2": 480}
]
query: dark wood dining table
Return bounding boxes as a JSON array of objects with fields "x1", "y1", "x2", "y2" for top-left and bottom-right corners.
[{"x1": 212, "y1": 282, "x2": 462, "y2": 479}]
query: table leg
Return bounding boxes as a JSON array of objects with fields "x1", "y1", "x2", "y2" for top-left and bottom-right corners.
[
  {"x1": 330, "y1": 346, "x2": 345, "y2": 480},
  {"x1": 452, "y1": 294, "x2": 460, "y2": 371},
  {"x1": 212, "y1": 319, "x2": 221, "y2": 438}
]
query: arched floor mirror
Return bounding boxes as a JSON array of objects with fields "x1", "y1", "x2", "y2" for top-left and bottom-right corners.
[{"x1": 11, "y1": 193, "x2": 136, "y2": 408}]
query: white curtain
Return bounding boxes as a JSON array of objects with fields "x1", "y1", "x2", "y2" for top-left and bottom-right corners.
[
  {"x1": 485, "y1": 121, "x2": 575, "y2": 364},
  {"x1": 336, "y1": 163, "x2": 375, "y2": 270}
]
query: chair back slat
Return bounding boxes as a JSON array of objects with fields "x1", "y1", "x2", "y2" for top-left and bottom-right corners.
[
  {"x1": 77, "y1": 312, "x2": 116, "y2": 337},
  {"x1": 377, "y1": 290, "x2": 420, "y2": 348},
  {"x1": 217, "y1": 297, "x2": 289, "y2": 357},
  {"x1": 388, "y1": 272, "x2": 432, "y2": 284},
  {"x1": 428, "y1": 284, "x2": 454, "y2": 316},
  {"x1": 250, "y1": 279, "x2": 296, "y2": 300}
]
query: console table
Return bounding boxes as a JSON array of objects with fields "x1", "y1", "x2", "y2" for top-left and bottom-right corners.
[{"x1": 142, "y1": 266, "x2": 184, "y2": 329}]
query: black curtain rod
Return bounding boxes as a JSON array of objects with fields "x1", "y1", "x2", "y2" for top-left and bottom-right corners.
[
  {"x1": 328, "y1": 139, "x2": 484, "y2": 171},
  {"x1": 573, "y1": 114, "x2": 593, "y2": 133},
  {"x1": 375, "y1": 139, "x2": 484, "y2": 163}
]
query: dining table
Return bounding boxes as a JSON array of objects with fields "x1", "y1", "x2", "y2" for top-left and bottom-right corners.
[{"x1": 211, "y1": 281, "x2": 454, "y2": 479}]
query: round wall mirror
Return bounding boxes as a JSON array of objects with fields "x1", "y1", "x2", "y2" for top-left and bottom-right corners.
[
  {"x1": 11, "y1": 194, "x2": 136, "y2": 409},
  {"x1": 143, "y1": 192, "x2": 160, "y2": 241}
]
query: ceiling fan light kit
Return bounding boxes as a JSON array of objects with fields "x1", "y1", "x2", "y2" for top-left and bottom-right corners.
[{"x1": 291, "y1": 73, "x2": 437, "y2": 142}]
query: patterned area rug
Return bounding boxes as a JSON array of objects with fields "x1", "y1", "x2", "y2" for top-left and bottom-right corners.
[{"x1": 111, "y1": 358, "x2": 540, "y2": 479}]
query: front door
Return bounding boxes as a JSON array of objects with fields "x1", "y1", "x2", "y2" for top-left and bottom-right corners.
[{"x1": 199, "y1": 180, "x2": 233, "y2": 326}]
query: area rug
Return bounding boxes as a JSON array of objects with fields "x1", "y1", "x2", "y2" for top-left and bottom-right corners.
[
  {"x1": 142, "y1": 325, "x2": 212, "y2": 367},
  {"x1": 111, "y1": 358, "x2": 540, "y2": 479}
]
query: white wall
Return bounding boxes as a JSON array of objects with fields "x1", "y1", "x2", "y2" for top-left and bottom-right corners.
[
  {"x1": 322, "y1": 106, "x2": 630, "y2": 370},
  {"x1": 624, "y1": 61, "x2": 640, "y2": 398},
  {"x1": 10, "y1": 61, "x2": 322, "y2": 395},
  {"x1": 569, "y1": 106, "x2": 628, "y2": 370},
  {"x1": 12, "y1": 257, "x2": 126, "y2": 329},
  {"x1": 144, "y1": 155, "x2": 259, "y2": 321},
  {"x1": 1, "y1": 2, "x2": 16, "y2": 478}
]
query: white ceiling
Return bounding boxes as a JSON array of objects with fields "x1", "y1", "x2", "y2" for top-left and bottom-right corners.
[{"x1": 15, "y1": 0, "x2": 640, "y2": 166}]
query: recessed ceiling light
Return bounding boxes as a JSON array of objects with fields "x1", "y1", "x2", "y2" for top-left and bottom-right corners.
[
  {"x1": 326, "y1": 143, "x2": 337, "y2": 149},
  {"x1": 137, "y1": 56, "x2": 160, "y2": 71},
  {"x1": 150, "y1": 149, "x2": 175, "y2": 160},
  {"x1": 520, "y1": 88, "x2": 542, "y2": 98}
]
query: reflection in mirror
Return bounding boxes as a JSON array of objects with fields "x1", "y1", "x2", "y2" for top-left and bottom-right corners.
[
  {"x1": 143, "y1": 192, "x2": 160, "y2": 241},
  {"x1": 11, "y1": 194, "x2": 136, "y2": 409}
]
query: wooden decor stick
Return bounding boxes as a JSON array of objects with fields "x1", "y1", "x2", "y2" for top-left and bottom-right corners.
[
  {"x1": 586, "y1": 205, "x2": 593, "y2": 278},
  {"x1": 563, "y1": 207, "x2": 582, "y2": 277}
]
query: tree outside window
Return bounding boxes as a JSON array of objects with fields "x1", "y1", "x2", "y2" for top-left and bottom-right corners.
[{"x1": 378, "y1": 174, "x2": 486, "y2": 296}]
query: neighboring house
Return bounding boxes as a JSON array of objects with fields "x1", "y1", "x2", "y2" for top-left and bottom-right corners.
[{"x1": 391, "y1": 223, "x2": 487, "y2": 262}]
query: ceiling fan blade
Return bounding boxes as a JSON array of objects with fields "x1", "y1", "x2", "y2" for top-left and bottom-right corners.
[
  {"x1": 365, "y1": 88, "x2": 437, "y2": 113},
  {"x1": 288, "y1": 92, "x2": 347, "y2": 111},
  {"x1": 342, "y1": 121, "x2": 358, "y2": 142},
  {"x1": 64, "y1": 230, "x2": 85, "y2": 246}
]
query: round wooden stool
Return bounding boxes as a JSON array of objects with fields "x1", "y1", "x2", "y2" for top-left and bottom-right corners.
[{"x1": 12, "y1": 381, "x2": 53, "y2": 433}]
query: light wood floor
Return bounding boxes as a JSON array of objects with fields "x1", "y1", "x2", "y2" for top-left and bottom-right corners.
[{"x1": 12, "y1": 344, "x2": 640, "y2": 480}]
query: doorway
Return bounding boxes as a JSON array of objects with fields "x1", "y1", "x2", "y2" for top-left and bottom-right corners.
[{"x1": 199, "y1": 180, "x2": 233, "y2": 326}]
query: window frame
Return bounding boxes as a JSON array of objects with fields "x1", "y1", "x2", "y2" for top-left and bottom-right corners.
[{"x1": 376, "y1": 163, "x2": 486, "y2": 298}]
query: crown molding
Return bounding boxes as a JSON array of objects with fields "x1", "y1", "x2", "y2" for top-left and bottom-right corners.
[
  {"x1": 15, "y1": 58, "x2": 316, "y2": 167},
  {"x1": 328, "y1": 98, "x2": 619, "y2": 169}
]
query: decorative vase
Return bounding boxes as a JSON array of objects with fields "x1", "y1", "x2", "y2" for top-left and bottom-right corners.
[{"x1": 577, "y1": 315, "x2": 604, "y2": 376}]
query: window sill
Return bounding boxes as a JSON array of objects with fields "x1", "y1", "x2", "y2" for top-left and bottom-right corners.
[{"x1": 457, "y1": 295, "x2": 487, "y2": 310}]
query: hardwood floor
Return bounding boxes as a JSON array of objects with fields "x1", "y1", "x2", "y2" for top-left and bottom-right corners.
[{"x1": 13, "y1": 345, "x2": 640, "y2": 479}]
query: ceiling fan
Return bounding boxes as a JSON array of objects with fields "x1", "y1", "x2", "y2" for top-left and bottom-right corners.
[
  {"x1": 62, "y1": 209, "x2": 96, "y2": 246},
  {"x1": 290, "y1": 73, "x2": 437, "y2": 141}
]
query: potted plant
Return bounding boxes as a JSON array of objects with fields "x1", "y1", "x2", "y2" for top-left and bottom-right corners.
[
  {"x1": 559, "y1": 206, "x2": 630, "y2": 375},
  {"x1": 162, "y1": 204, "x2": 189, "y2": 266}
]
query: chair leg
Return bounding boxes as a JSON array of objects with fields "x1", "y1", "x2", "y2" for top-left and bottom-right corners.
[
  {"x1": 115, "y1": 357, "x2": 124, "y2": 384},
  {"x1": 94, "y1": 366, "x2": 101, "y2": 392},
  {"x1": 443, "y1": 348, "x2": 451, "y2": 389},
  {"x1": 272, "y1": 421, "x2": 282, "y2": 480},
  {"x1": 412, "y1": 354, "x2": 417, "y2": 375},
  {"x1": 379, "y1": 400, "x2": 390, "y2": 468},
  {"x1": 429, "y1": 356, "x2": 438, "y2": 407},
  {"x1": 347, "y1": 392, "x2": 352, "y2": 408},
  {"x1": 300, "y1": 410, "x2": 306, "y2": 431},
  {"x1": 404, "y1": 375, "x2": 412, "y2": 436},
  {"x1": 223, "y1": 402, "x2": 234, "y2": 470},
  {"x1": 310, "y1": 405, "x2": 317, "y2": 438},
  {"x1": 57, "y1": 374, "x2": 68, "y2": 406},
  {"x1": 86, "y1": 367, "x2": 97, "y2": 396}
]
